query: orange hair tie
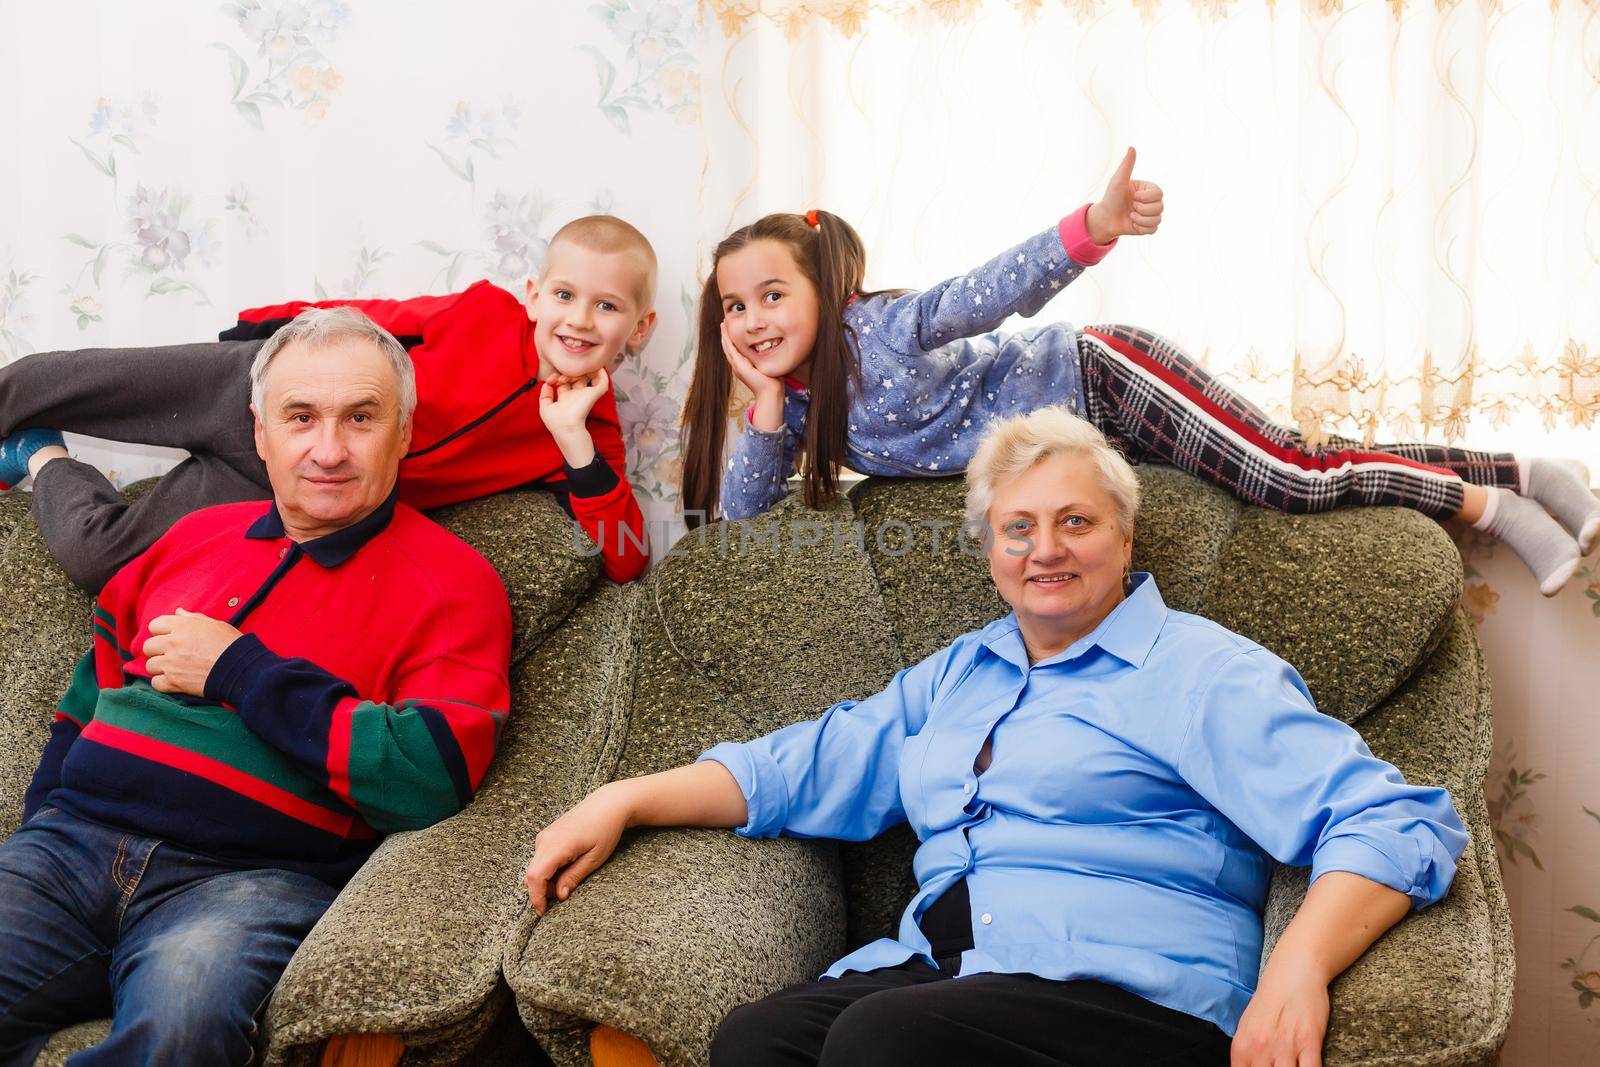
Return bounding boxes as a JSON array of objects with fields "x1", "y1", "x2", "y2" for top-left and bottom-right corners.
[{"x1": 804, "y1": 209, "x2": 821, "y2": 229}]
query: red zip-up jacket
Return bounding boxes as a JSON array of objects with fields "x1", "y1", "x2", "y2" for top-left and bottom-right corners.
[{"x1": 221, "y1": 281, "x2": 648, "y2": 583}]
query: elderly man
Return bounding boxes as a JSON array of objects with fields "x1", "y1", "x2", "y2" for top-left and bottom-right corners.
[{"x1": 0, "y1": 307, "x2": 512, "y2": 1067}]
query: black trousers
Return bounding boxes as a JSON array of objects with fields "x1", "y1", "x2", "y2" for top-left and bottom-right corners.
[
  {"x1": 711, "y1": 880, "x2": 1231, "y2": 1067},
  {"x1": 0, "y1": 341, "x2": 271, "y2": 591}
]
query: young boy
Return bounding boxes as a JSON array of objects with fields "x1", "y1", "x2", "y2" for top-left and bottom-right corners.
[{"x1": 0, "y1": 214, "x2": 657, "y2": 589}]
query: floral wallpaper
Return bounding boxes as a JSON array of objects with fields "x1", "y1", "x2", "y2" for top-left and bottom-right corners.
[
  {"x1": 1, "y1": 2, "x2": 1596, "y2": 1061},
  {"x1": 1464, "y1": 536, "x2": 1600, "y2": 1061},
  {"x1": 0, "y1": 0, "x2": 704, "y2": 539}
]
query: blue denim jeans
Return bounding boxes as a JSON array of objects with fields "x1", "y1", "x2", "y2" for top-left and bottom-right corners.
[{"x1": 0, "y1": 806, "x2": 339, "y2": 1066}]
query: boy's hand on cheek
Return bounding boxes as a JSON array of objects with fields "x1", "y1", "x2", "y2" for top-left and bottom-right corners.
[{"x1": 539, "y1": 369, "x2": 609, "y2": 467}]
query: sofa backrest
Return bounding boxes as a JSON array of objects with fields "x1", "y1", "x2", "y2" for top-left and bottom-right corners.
[{"x1": 613, "y1": 494, "x2": 906, "y2": 782}]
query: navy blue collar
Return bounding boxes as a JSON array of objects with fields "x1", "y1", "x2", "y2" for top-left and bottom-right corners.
[{"x1": 245, "y1": 488, "x2": 399, "y2": 567}]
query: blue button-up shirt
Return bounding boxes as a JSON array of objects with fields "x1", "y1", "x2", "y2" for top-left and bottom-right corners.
[{"x1": 699, "y1": 575, "x2": 1467, "y2": 1034}]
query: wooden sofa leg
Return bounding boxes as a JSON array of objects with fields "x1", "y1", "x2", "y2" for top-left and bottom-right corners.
[
  {"x1": 590, "y1": 1025, "x2": 658, "y2": 1067},
  {"x1": 319, "y1": 1033, "x2": 405, "y2": 1067}
]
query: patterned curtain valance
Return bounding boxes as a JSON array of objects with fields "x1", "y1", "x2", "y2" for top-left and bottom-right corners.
[{"x1": 705, "y1": 0, "x2": 1600, "y2": 38}]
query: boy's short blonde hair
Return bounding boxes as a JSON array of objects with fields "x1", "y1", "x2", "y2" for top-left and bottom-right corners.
[
  {"x1": 545, "y1": 214, "x2": 658, "y2": 310},
  {"x1": 964, "y1": 405, "x2": 1140, "y2": 536}
]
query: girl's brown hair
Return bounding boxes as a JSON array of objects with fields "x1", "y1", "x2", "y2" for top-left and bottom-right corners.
[{"x1": 679, "y1": 210, "x2": 875, "y2": 526}]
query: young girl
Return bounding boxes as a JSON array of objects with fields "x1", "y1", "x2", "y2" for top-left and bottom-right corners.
[{"x1": 680, "y1": 149, "x2": 1599, "y2": 595}]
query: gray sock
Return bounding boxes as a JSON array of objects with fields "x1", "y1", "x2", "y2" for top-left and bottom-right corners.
[
  {"x1": 1477, "y1": 487, "x2": 1581, "y2": 597},
  {"x1": 1523, "y1": 457, "x2": 1600, "y2": 557}
]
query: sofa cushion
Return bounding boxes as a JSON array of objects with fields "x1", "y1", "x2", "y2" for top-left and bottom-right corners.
[
  {"x1": 614, "y1": 494, "x2": 905, "y2": 779},
  {"x1": 1198, "y1": 499, "x2": 1462, "y2": 724}
]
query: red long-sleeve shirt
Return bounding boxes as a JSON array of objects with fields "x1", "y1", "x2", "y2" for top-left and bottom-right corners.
[{"x1": 222, "y1": 281, "x2": 648, "y2": 582}]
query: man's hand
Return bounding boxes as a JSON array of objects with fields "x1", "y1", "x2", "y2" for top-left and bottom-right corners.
[
  {"x1": 1086, "y1": 146, "x2": 1164, "y2": 245},
  {"x1": 1229, "y1": 962, "x2": 1330, "y2": 1067},
  {"x1": 142, "y1": 609, "x2": 243, "y2": 697},
  {"x1": 538, "y1": 368, "x2": 609, "y2": 467}
]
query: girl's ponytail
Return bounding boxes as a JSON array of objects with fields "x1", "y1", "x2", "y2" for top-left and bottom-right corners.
[{"x1": 680, "y1": 209, "x2": 874, "y2": 525}]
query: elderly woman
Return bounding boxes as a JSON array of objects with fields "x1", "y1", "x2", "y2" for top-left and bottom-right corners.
[{"x1": 524, "y1": 406, "x2": 1468, "y2": 1067}]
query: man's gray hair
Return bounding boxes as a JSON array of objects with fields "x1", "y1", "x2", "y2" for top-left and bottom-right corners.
[
  {"x1": 964, "y1": 405, "x2": 1140, "y2": 536},
  {"x1": 249, "y1": 306, "x2": 417, "y2": 423}
]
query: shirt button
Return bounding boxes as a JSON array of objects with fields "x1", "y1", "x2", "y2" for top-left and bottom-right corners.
[
  {"x1": 980, "y1": 913, "x2": 992, "y2": 925},
  {"x1": 227, "y1": 597, "x2": 239, "y2": 607}
]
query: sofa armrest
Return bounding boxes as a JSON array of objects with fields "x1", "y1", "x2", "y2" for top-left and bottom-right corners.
[
  {"x1": 1260, "y1": 805, "x2": 1511, "y2": 1066},
  {"x1": 505, "y1": 827, "x2": 845, "y2": 1067},
  {"x1": 1257, "y1": 605, "x2": 1510, "y2": 1066},
  {"x1": 260, "y1": 584, "x2": 639, "y2": 1066}
]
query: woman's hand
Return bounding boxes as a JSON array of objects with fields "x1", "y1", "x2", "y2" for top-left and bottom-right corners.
[
  {"x1": 523, "y1": 783, "x2": 633, "y2": 916},
  {"x1": 522, "y1": 762, "x2": 749, "y2": 917},
  {"x1": 1086, "y1": 146, "x2": 1164, "y2": 244},
  {"x1": 1229, "y1": 963, "x2": 1330, "y2": 1067}
]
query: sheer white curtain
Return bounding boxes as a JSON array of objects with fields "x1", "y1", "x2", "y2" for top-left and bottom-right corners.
[
  {"x1": 696, "y1": 5, "x2": 1600, "y2": 1064},
  {"x1": 701, "y1": 0, "x2": 1600, "y2": 464}
]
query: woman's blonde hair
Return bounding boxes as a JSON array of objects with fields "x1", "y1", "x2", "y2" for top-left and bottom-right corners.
[{"x1": 964, "y1": 405, "x2": 1140, "y2": 536}]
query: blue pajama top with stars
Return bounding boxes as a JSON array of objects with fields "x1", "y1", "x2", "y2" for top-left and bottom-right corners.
[{"x1": 720, "y1": 204, "x2": 1118, "y2": 521}]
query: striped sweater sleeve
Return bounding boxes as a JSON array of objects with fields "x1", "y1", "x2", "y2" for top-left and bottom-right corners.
[
  {"x1": 206, "y1": 637, "x2": 510, "y2": 833},
  {"x1": 22, "y1": 649, "x2": 100, "y2": 818}
]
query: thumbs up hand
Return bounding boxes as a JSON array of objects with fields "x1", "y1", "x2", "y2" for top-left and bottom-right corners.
[{"x1": 1086, "y1": 147, "x2": 1163, "y2": 245}]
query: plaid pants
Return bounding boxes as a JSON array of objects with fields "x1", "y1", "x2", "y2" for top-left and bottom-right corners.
[{"x1": 1076, "y1": 325, "x2": 1520, "y2": 521}]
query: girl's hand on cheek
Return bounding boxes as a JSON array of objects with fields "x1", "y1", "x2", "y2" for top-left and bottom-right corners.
[{"x1": 721, "y1": 321, "x2": 785, "y2": 401}]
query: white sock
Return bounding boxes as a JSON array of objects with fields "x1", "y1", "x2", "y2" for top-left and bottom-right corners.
[
  {"x1": 1472, "y1": 486, "x2": 1499, "y2": 531},
  {"x1": 1520, "y1": 457, "x2": 1600, "y2": 557},
  {"x1": 1479, "y1": 487, "x2": 1581, "y2": 597}
]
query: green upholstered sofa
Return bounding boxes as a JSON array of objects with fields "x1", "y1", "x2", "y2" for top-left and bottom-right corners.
[
  {"x1": 502, "y1": 468, "x2": 1514, "y2": 1067},
  {"x1": 0, "y1": 465, "x2": 1514, "y2": 1066}
]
